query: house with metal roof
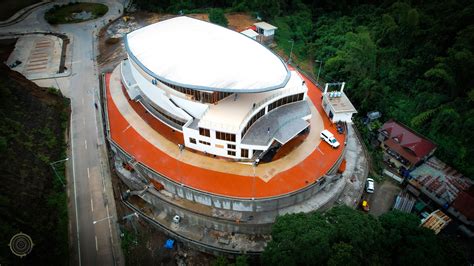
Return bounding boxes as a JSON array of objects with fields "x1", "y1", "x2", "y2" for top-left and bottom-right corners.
[{"x1": 378, "y1": 119, "x2": 437, "y2": 170}]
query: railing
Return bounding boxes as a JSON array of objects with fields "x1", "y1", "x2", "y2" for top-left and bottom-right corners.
[
  {"x1": 244, "y1": 109, "x2": 309, "y2": 146},
  {"x1": 238, "y1": 85, "x2": 306, "y2": 132}
]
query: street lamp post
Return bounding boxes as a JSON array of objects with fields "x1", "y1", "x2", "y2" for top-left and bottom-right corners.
[
  {"x1": 93, "y1": 215, "x2": 113, "y2": 224},
  {"x1": 50, "y1": 158, "x2": 69, "y2": 187},
  {"x1": 288, "y1": 40, "x2": 294, "y2": 64},
  {"x1": 315, "y1": 59, "x2": 323, "y2": 84}
]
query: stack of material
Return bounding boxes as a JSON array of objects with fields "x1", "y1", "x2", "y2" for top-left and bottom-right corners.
[
  {"x1": 393, "y1": 191, "x2": 416, "y2": 213},
  {"x1": 421, "y1": 209, "x2": 451, "y2": 234}
]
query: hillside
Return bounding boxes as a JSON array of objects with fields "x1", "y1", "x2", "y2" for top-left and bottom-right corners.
[
  {"x1": 0, "y1": 63, "x2": 70, "y2": 265},
  {"x1": 134, "y1": 0, "x2": 474, "y2": 178}
]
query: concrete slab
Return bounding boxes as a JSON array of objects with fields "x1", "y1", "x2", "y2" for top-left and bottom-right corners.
[{"x1": 6, "y1": 34, "x2": 63, "y2": 80}]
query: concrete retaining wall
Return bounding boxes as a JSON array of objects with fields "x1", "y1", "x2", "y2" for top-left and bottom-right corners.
[{"x1": 110, "y1": 140, "x2": 345, "y2": 214}]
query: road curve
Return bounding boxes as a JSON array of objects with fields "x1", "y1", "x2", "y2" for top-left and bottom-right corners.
[{"x1": 0, "y1": 1, "x2": 127, "y2": 265}]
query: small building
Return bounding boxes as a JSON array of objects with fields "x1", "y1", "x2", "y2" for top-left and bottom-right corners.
[
  {"x1": 393, "y1": 191, "x2": 416, "y2": 213},
  {"x1": 254, "y1": 22, "x2": 277, "y2": 44},
  {"x1": 240, "y1": 29, "x2": 259, "y2": 40},
  {"x1": 378, "y1": 119, "x2": 436, "y2": 170},
  {"x1": 321, "y1": 82, "x2": 357, "y2": 124},
  {"x1": 449, "y1": 186, "x2": 474, "y2": 226},
  {"x1": 421, "y1": 209, "x2": 451, "y2": 234},
  {"x1": 408, "y1": 157, "x2": 473, "y2": 227}
]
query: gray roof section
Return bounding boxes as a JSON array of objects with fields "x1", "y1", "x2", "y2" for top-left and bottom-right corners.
[
  {"x1": 241, "y1": 100, "x2": 311, "y2": 146},
  {"x1": 188, "y1": 118, "x2": 200, "y2": 130},
  {"x1": 274, "y1": 119, "x2": 309, "y2": 144}
]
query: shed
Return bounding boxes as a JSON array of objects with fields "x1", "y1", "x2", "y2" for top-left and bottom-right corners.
[
  {"x1": 254, "y1": 22, "x2": 278, "y2": 44},
  {"x1": 240, "y1": 29, "x2": 259, "y2": 40}
]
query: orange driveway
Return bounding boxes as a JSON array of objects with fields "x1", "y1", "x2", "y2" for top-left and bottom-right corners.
[{"x1": 106, "y1": 72, "x2": 345, "y2": 198}]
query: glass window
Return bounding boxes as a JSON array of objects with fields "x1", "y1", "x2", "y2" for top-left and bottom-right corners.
[
  {"x1": 190, "y1": 138, "x2": 196, "y2": 144},
  {"x1": 241, "y1": 149, "x2": 248, "y2": 158},
  {"x1": 199, "y1": 128, "x2": 210, "y2": 137}
]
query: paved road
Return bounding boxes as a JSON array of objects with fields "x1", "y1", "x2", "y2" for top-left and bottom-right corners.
[{"x1": 0, "y1": 1, "x2": 126, "y2": 265}]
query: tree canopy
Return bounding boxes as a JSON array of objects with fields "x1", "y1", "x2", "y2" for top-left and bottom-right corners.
[
  {"x1": 262, "y1": 206, "x2": 465, "y2": 266},
  {"x1": 132, "y1": 0, "x2": 474, "y2": 177},
  {"x1": 209, "y1": 8, "x2": 228, "y2": 27}
]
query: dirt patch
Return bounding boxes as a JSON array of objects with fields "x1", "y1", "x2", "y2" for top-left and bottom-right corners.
[
  {"x1": 368, "y1": 180, "x2": 401, "y2": 216},
  {"x1": 111, "y1": 171, "x2": 216, "y2": 265},
  {"x1": 226, "y1": 13, "x2": 256, "y2": 32},
  {"x1": 98, "y1": 12, "x2": 257, "y2": 72}
]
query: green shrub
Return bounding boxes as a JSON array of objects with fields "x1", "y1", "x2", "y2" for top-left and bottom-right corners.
[{"x1": 209, "y1": 8, "x2": 228, "y2": 27}]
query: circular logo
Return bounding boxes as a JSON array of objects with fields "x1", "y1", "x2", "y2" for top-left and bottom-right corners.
[{"x1": 9, "y1": 232, "x2": 34, "y2": 258}]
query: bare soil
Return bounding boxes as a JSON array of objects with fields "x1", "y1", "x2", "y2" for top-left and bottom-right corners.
[
  {"x1": 98, "y1": 12, "x2": 256, "y2": 72},
  {"x1": 110, "y1": 171, "x2": 216, "y2": 265}
]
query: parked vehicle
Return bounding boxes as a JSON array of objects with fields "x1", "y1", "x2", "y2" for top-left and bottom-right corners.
[
  {"x1": 320, "y1": 129, "x2": 340, "y2": 148},
  {"x1": 9, "y1": 60, "x2": 22, "y2": 68},
  {"x1": 336, "y1": 122, "x2": 345, "y2": 134},
  {"x1": 361, "y1": 200, "x2": 370, "y2": 212},
  {"x1": 366, "y1": 178, "x2": 375, "y2": 193}
]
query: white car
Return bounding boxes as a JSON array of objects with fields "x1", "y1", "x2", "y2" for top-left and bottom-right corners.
[
  {"x1": 366, "y1": 178, "x2": 375, "y2": 193},
  {"x1": 320, "y1": 129, "x2": 340, "y2": 148}
]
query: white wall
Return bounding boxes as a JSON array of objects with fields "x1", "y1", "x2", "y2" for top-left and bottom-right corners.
[
  {"x1": 263, "y1": 29, "x2": 275, "y2": 36},
  {"x1": 183, "y1": 125, "x2": 270, "y2": 160},
  {"x1": 332, "y1": 112, "x2": 354, "y2": 123}
]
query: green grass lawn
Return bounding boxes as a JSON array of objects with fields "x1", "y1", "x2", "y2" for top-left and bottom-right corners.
[
  {"x1": 0, "y1": 0, "x2": 39, "y2": 21},
  {"x1": 45, "y1": 2, "x2": 108, "y2": 24}
]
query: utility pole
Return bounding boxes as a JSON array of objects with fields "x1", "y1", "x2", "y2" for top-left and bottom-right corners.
[
  {"x1": 288, "y1": 40, "x2": 294, "y2": 64},
  {"x1": 50, "y1": 158, "x2": 69, "y2": 187},
  {"x1": 315, "y1": 59, "x2": 323, "y2": 84}
]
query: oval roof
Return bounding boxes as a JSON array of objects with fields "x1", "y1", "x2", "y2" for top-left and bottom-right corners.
[{"x1": 125, "y1": 16, "x2": 290, "y2": 93}]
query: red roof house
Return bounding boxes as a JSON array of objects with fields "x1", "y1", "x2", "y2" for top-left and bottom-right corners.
[
  {"x1": 379, "y1": 119, "x2": 437, "y2": 168},
  {"x1": 452, "y1": 186, "x2": 474, "y2": 222}
]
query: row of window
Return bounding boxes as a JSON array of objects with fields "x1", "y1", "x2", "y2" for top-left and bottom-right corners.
[
  {"x1": 241, "y1": 93, "x2": 305, "y2": 139},
  {"x1": 241, "y1": 108, "x2": 265, "y2": 139},
  {"x1": 199, "y1": 128, "x2": 236, "y2": 143},
  {"x1": 199, "y1": 140, "x2": 210, "y2": 145},
  {"x1": 156, "y1": 79, "x2": 232, "y2": 104},
  {"x1": 199, "y1": 127, "x2": 210, "y2": 137},
  {"x1": 143, "y1": 100, "x2": 186, "y2": 127},
  {"x1": 216, "y1": 131, "x2": 236, "y2": 142},
  {"x1": 268, "y1": 93, "x2": 304, "y2": 112},
  {"x1": 189, "y1": 138, "x2": 249, "y2": 158}
]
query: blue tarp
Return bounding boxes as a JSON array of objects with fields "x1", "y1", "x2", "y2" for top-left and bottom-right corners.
[{"x1": 164, "y1": 239, "x2": 175, "y2": 249}]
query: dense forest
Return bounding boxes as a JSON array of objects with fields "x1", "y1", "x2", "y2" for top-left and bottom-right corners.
[
  {"x1": 262, "y1": 206, "x2": 466, "y2": 265},
  {"x1": 134, "y1": 0, "x2": 474, "y2": 178},
  {"x1": 0, "y1": 63, "x2": 69, "y2": 265}
]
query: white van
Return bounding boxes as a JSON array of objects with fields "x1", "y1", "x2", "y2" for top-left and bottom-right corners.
[
  {"x1": 366, "y1": 178, "x2": 375, "y2": 193},
  {"x1": 320, "y1": 129, "x2": 340, "y2": 148}
]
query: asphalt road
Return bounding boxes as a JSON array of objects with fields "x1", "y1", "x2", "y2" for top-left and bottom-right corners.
[{"x1": 0, "y1": 1, "x2": 126, "y2": 265}]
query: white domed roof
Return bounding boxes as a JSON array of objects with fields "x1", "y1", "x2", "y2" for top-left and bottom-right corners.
[{"x1": 125, "y1": 16, "x2": 289, "y2": 93}]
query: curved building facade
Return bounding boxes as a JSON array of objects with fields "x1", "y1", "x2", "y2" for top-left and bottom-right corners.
[
  {"x1": 104, "y1": 16, "x2": 349, "y2": 254},
  {"x1": 121, "y1": 16, "x2": 311, "y2": 160}
]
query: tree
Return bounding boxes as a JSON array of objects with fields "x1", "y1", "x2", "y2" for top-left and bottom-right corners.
[
  {"x1": 209, "y1": 8, "x2": 228, "y2": 27},
  {"x1": 262, "y1": 207, "x2": 465, "y2": 265}
]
